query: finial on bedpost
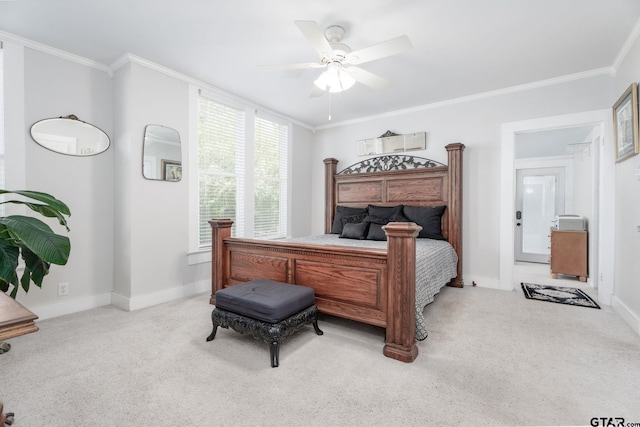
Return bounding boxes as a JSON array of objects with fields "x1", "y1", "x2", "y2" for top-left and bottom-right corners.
[
  {"x1": 445, "y1": 143, "x2": 464, "y2": 287},
  {"x1": 324, "y1": 158, "x2": 338, "y2": 234},
  {"x1": 209, "y1": 219, "x2": 234, "y2": 305}
]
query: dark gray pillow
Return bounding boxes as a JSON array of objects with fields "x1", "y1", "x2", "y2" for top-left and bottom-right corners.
[
  {"x1": 367, "y1": 205, "x2": 403, "y2": 221},
  {"x1": 332, "y1": 206, "x2": 368, "y2": 234},
  {"x1": 363, "y1": 214, "x2": 388, "y2": 225},
  {"x1": 388, "y1": 211, "x2": 410, "y2": 223},
  {"x1": 342, "y1": 213, "x2": 368, "y2": 226},
  {"x1": 340, "y1": 221, "x2": 370, "y2": 240},
  {"x1": 402, "y1": 205, "x2": 446, "y2": 239},
  {"x1": 366, "y1": 223, "x2": 387, "y2": 241}
]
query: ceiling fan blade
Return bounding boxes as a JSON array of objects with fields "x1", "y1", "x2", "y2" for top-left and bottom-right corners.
[
  {"x1": 345, "y1": 35, "x2": 412, "y2": 65},
  {"x1": 257, "y1": 62, "x2": 325, "y2": 71},
  {"x1": 344, "y1": 66, "x2": 390, "y2": 90},
  {"x1": 294, "y1": 20, "x2": 334, "y2": 58}
]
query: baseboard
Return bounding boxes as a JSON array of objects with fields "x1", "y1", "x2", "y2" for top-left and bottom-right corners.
[
  {"x1": 611, "y1": 295, "x2": 640, "y2": 336},
  {"x1": 30, "y1": 292, "x2": 112, "y2": 321},
  {"x1": 28, "y1": 281, "x2": 211, "y2": 321},
  {"x1": 465, "y1": 276, "x2": 502, "y2": 290},
  {"x1": 111, "y1": 280, "x2": 210, "y2": 312}
]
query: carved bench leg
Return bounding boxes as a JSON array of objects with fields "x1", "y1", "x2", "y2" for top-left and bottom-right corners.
[
  {"x1": 0, "y1": 342, "x2": 11, "y2": 354},
  {"x1": 313, "y1": 314, "x2": 324, "y2": 336},
  {"x1": 270, "y1": 340, "x2": 280, "y2": 368},
  {"x1": 206, "y1": 313, "x2": 221, "y2": 342},
  {"x1": 206, "y1": 306, "x2": 321, "y2": 368}
]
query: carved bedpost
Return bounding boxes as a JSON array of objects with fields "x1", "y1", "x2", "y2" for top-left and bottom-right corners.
[
  {"x1": 383, "y1": 222, "x2": 421, "y2": 363},
  {"x1": 209, "y1": 219, "x2": 234, "y2": 305},
  {"x1": 324, "y1": 158, "x2": 338, "y2": 234},
  {"x1": 445, "y1": 143, "x2": 464, "y2": 287}
]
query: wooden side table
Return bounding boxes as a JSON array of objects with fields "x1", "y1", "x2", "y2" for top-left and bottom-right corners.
[
  {"x1": 550, "y1": 230, "x2": 588, "y2": 282},
  {"x1": 0, "y1": 292, "x2": 39, "y2": 344},
  {"x1": 1, "y1": 292, "x2": 38, "y2": 425}
]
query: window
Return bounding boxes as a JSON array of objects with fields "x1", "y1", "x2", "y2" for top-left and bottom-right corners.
[
  {"x1": 254, "y1": 116, "x2": 288, "y2": 238},
  {"x1": 198, "y1": 96, "x2": 245, "y2": 244},
  {"x1": 197, "y1": 91, "x2": 289, "y2": 248}
]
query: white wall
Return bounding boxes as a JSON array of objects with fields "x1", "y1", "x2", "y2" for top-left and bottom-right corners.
[
  {"x1": 611, "y1": 35, "x2": 640, "y2": 334},
  {"x1": 4, "y1": 45, "x2": 315, "y2": 316},
  {"x1": 112, "y1": 61, "x2": 192, "y2": 309},
  {"x1": 5, "y1": 44, "x2": 114, "y2": 318},
  {"x1": 312, "y1": 75, "x2": 613, "y2": 289}
]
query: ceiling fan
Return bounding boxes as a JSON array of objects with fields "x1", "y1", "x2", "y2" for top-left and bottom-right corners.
[{"x1": 258, "y1": 20, "x2": 412, "y2": 97}]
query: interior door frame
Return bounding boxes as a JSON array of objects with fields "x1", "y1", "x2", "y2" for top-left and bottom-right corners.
[
  {"x1": 514, "y1": 162, "x2": 570, "y2": 263},
  {"x1": 500, "y1": 110, "x2": 613, "y2": 305}
]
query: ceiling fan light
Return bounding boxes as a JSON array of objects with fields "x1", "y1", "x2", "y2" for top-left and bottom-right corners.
[{"x1": 314, "y1": 65, "x2": 356, "y2": 93}]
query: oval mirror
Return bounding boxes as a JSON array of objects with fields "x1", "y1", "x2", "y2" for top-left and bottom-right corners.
[
  {"x1": 30, "y1": 115, "x2": 110, "y2": 156},
  {"x1": 142, "y1": 125, "x2": 182, "y2": 181}
]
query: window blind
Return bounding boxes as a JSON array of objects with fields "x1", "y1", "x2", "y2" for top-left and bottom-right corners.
[
  {"x1": 198, "y1": 95, "x2": 245, "y2": 245},
  {"x1": 254, "y1": 116, "x2": 288, "y2": 239}
]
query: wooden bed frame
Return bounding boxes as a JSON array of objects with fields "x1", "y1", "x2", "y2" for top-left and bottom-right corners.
[{"x1": 209, "y1": 143, "x2": 464, "y2": 363}]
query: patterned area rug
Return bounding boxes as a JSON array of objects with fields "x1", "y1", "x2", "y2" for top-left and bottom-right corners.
[{"x1": 521, "y1": 282, "x2": 600, "y2": 309}]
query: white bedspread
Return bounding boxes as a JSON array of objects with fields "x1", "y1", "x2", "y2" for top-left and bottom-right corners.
[{"x1": 285, "y1": 234, "x2": 458, "y2": 340}]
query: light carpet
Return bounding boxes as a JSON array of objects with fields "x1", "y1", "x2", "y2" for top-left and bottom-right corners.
[{"x1": 1, "y1": 286, "x2": 639, "y2": 426}]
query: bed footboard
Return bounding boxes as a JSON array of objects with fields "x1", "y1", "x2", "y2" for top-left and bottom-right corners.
[{"x1": 209, "y1": 219, "x2": 421, "y2": 363}]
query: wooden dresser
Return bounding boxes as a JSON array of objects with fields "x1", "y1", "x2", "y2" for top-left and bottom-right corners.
[{"x1": 550, "y1": 230, "x2": 588, "y2": 282}]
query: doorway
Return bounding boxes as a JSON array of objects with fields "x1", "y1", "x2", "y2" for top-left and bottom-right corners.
[
  {"x1": 515, "y1": 167, "x2": 565, "y2": 263},
  {"x1": 500, "y1": 110, "x2": 612, "y2": 303}
]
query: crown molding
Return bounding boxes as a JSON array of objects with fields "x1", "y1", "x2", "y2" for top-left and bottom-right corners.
[
  {"x1": 611, "y1": 15, "x2": 640, "y2": 75},
  {"x1": 0, "y1": 30, "x2": 110, "y2": 74},
  {"x1": 316, "y1": 67, "x2": 614, "y2": 130},
  {"x1": 110, "y1": 53, "x2": 314, "y2": 130}
]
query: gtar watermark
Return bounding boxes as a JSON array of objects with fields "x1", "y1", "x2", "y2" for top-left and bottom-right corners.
[{"x1": 590, "y1": 417, "x2": 640, "y2": 427}]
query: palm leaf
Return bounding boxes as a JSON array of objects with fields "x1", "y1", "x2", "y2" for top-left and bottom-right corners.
[
  {"x1": 1, "y1": 201, "x2": 70, "y2": 231},
  {"x1": 0, "y1": 190, "x2": 71, "y2": 216},
  {"x1": 21, "y1": 245, "x2": 50, "y2": 287},
  {"x1": 0, "y1": 216, "x2": 70, "y2": 265},
  {"x1": 0, "y1": 238, "x2": 20, "y2": 284}
]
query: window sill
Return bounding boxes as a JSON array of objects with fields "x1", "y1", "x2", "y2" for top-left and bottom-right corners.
[{"x1": 187, "y1": 249, "x2": 211, "y2": 266}]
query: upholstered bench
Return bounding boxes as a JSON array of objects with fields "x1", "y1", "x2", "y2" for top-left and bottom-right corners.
[{"x1": 206, "y1": 279, "x2": 323, "y2": 367}]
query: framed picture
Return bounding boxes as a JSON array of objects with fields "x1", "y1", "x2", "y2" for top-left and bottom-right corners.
[
  {"x1": 613, "y1": 82, "x2": 639, "y2": 163},
  {"x1": 161, "y1": 159, "x2": 182, "y2": 182}
]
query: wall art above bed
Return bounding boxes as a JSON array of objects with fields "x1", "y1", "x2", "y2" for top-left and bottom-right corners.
[{"x1": 356, "y1": 130, "x2": 426, "y2": 156}]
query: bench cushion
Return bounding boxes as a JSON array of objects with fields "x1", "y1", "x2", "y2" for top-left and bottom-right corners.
[{"x1": 215, "y1": 279, "x2": 315, "y2": 323}]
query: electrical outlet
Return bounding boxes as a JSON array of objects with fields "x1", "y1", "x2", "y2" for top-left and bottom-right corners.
[{"x1": 58, "y1": 282, "x2": 69, "y2": 296}]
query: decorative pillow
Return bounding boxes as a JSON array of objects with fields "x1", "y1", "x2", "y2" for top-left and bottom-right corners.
[
  {"x1": 367, "y1": 205, "x2": 403, "y2": 221},
  {"x1": 331, "y1": 206, "x2": 368, "y2": 234},
  {"x1": 388, "y1": 211, "x2": 410, "y2": 223},
  {"x1": 402, "y1": 205, "x2": 446, "y2": 240},
  {"x1": 340, "y1": 221, "x2": 370, "y2": 240},
  {"x1": 342, "y1": 213, "x2": 368, "y2": 226},
  {"x1": 366, "y1": 223, "x2": 388, "y2": 241},
  {"x1": 363, "y1": 214, "x2": 388, "y2": 225}
]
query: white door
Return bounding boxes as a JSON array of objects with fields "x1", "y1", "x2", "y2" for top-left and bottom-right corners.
[{"x1": 515, "y1": 167, "x2": 565, "y2": 263}]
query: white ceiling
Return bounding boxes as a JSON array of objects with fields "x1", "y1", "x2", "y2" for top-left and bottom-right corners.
[{"x1": 1, "y1": 1, "x2": 640, "y2": 128}]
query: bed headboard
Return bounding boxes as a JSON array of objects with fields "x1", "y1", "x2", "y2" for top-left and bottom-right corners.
[{"x1": 323, "y1": 143, "x2": 464, "y2": 287}]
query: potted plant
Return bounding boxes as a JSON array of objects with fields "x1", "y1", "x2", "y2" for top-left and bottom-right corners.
[{"x1": 0, "y1": 190, "x2": 71, "y2": 299}]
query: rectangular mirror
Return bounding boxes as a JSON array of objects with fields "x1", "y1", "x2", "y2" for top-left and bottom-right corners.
[
  {"x1": 357, "y1": 131, "x2": 426, "y2": 156},
  {"x1": 142, "y1": 125, "x2": 182, "y2": 181}
]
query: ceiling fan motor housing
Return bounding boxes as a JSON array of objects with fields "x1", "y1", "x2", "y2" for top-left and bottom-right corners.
[{"x1": 324, "y1": 25, "x2": 345, "y2": 42}]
